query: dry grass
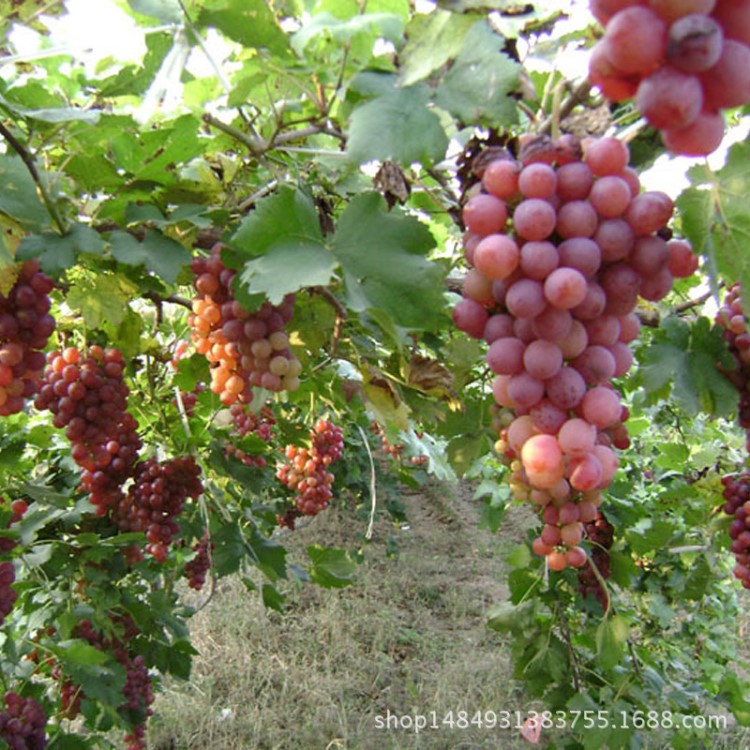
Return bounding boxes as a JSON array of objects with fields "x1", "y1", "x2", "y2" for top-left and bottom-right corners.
[{"x1": 146, "y1": 482, "x2": 750, "y2": 750}]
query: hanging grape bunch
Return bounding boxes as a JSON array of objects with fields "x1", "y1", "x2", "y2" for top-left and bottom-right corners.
[
  {"x1": 276, "y1": 419, "x2": 344, "y2": 520},
  {"x1": 189, "y1": 243, "x2": 302, "y2": 405},
  {"x1": 588, "y1": 0, "x2": 750, "y2": 155},
  {"x1": 0, "y1": 260, "x2": 56, "y2": 417},
  {"x1": 716, "y1": 283, "x2": 750, "y2": 450},
  {"x1": 0, "y1": 498, "x2": 27, "y2": 627},
  {"x1": 453, "y1": 133, "x2": 697, "y2": 572}
]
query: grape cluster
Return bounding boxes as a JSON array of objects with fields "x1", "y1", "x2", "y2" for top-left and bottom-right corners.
[
  {"x1": 225, "y1": 403, "x2": 276, "y2": 467},
  {"x1": 0, "y1": 260, "x2": 56, "y2": 417},
  {"x1": 0, "y1": 692, "x2": 47, "y2": 750},
  {"x1": 276, "y1": 419, "x2": 344, "y2": 517},
  {"x1": 716, "y1": 284, "x2": 750, "y2": 449},
  {"x1": 76, "y1": 616, "x2": 153, "y2": 750},
  {"x1": 370, "y1": 421, "x2": 404, "y2": 460},
  {"x1": 189, "y1": 243, "x2": 302, "y2": 404},
  {"x1": 453, "y1": 134, "x2": 697, "y2": 571},
  {"x1": 112, "y1": 456, "x2": 203, "y2": 563},
  {"x1": 720, "y1": 473, "x2": 750, "y2": 587},
  {"x1": 577, "y1": 510, "x2": 615, "y2": 609},
  {"x1": 34, "y1": 347, "x2": 142, "y2": 515},
  {"x1": 0, "y1": 498, "x2": 27, "y2": 626},
  {"x1": 185, "y1": 532, "x2": 213, "y2": 591},
  {"x1": 588, "y1": 0, "x2": 750, "y2": 156}
]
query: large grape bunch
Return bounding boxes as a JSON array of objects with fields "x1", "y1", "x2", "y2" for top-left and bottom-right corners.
[
  {"x1": 716, "y1": 283, "x2": 750, "y2": 449},
  {"x1": 189, "y1": 243, "x2": 302, "y2": 405},
  {"x1": 0, "y1": 692, "x2": 47, "y2": 750},
  {"x1": 276, "y1": 419, "x2": 344, "y2": 519},
  {"x1": 34, "y1": 347, "x2": 142, "y2": 515},
  {"x1": 0, "y1": 260, "x2": 56, "y2": 417},
  {"x1": 453, "y1": 133, "x2": 697, "y2": 573},
  {"x1": 588, "y1": 0, "x2": 750, "y2": 155}
]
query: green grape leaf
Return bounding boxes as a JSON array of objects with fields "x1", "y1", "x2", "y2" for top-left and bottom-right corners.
[
  {"x1": 307, "y1": 545, "x2": 357, "y2": 588},
  {"x1": 66, "y1": 274, "x2": 138, "y2": 329},
  {"x1": 0, "y1": 154, "x2": 50, "y2": 231},
  {"x1": 0, "y1": 233, "x2": 14, "y2": 296},
  {"x1": 292, "y1": 12, "x2": 404, "y2": 55},
  {"x1": 232, "y1": 187, "x2": 335, "y2": 302},
  {"x1": 127, "y1": 0, "x2": 182, "y2": 23},
  {"x1": 346, "y1": 84, "x2": 448, "y2": 166},
  {"x1": 197, "y1": 0, "x2": 291, "y2": 57},
  {"x1": 110, "y1": 229, "x2": 190, "y2": 283},
  {"x1": 638, "y1": 316, "x2": 738, "y2": 418},
  {"x1": 17, "y1": 224, "x2": 105, "y2": 274},
  {"x1": 434, "y1": 21, "x2": 519, "y2": 126},
  {"x1": 332, "y1": 192, "x2": 445, "y2": 330},
  {"x1": 398, "y1": 9, "x2": 477, "y2": 86},
  {"x1": 595, "y1": 614, "x2": 629, "y2": 670}
]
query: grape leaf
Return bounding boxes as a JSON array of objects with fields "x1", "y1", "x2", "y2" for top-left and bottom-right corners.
[
  {"x1": 595, "y1": 614, "x2": 629, "y2": 670},
  {"x1": 307, "y1": 545, "x2": 357, "y2": 588},
  {"x1": 434, "y1": 21, "x2": 519, "y2": 126},
  {"x1": 0, "y1": 233, "x2": 15, "y2": 296},
  {"x1": 110, "y1": 229, "x2": 191, "y2": 283},
  {"x1": 332, "y1": 192, "x2": 446, "y2": 330},
  {"x1": 638, "y1": 316, "x2": 738, "y2": 418},
  {"x1": 398, "y1": 10, "x2": 477, "y2": 86},
  {"x1": 127, "y1": 0, "x2": 182, "y2": 23},
  {"x1": 0, "y1": 154, "x2": 49, "y2": 231},
  {"x1": 17, "y1": 224, "x2": 105, "y2": 274},
  {"x1": 292, "y1": 12, "x2": 404, "y2": 55},
  {"x1": 346, "y1": 84, "x2": 448, "y2": 166},
  {"x1": 197, "y1": 0, "x2": 290, "y2": 57},
  {"x1": 66, "y1": 274, "x2": 138, "y2": 329}
]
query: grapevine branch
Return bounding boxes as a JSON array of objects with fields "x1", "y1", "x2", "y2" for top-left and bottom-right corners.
[
  {"x1": 0, "y1": 120, "x2": 67, "y2": 234},
  {"x1": 538, "y1": 79, "x2": 592, "y2": 136}
]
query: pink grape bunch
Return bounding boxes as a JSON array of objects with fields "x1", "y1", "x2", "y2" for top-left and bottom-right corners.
[
  {"x1": 452, "y1": 133, "x2": 698, "y2": 572},
  {"x1": 75, "y1": 616, "x2": 154, "y2": 750},
  {"x1": 716, "y1": 284, "x2": 750, "y2": 450},
  {"x1": 189, "y1": 243, "x2": 302, "y2": 404},
  {"x1": 0, "y1": 692, "x2": 47, "y2": 750},
  {"x1": 577, "y1": 510, "x2": 615, "y2": 609},
  {"x1": 224, "y1": 402, "x2": 276, "y2": 467},
  {"x1": 0, "y1": 259, "x2": 56, "y2": 417},
  {"x1": 34, "y1": 346, "x2": 142, "y2": 515},
  {"x1": 111, "y1": 456, "x2": 204, "y2": 563},
  {"x1": 588, "y1": 0, "x2": 750, "y2": 155},
  {"x1": 276, "y1": 419, "x2": 344, "y2": 518}
]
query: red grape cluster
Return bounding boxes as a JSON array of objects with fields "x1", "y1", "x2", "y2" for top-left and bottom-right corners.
[
  {"x1": 716, "y1": 284, "x2": 750, "y2": 449},
  {"x1": 0, "y1": 498, "x2": 27, "y2": 626},
  {"x1": 112, "y1": 456, "x2": 203, "y2": 563},
  {"x1": 224, "y1": 403, "x2": 276, "y2": 467},
  {"x1": 588, "y1": 0, "x2": 750, "y2": 155},
  {"x1": 721, "y1": 472, "x2": 750, "y2": 587},
  {"x1": 577, "y1": 510, "x2": 615, "y2": 609},
  {"x1": 35, "y1": 347, "x2": 142, "y2": 515},
  {"x1": 276, "y1": 419, "x2": 344, "y2": 517},
  {"x1": 453, "y1": 134, "x2": 697, "y2": 571},
  {"x1": 0, "y1": 692, "x2": 47, "y2": 750},
  {"x1": 370, "y1": 421, "x2": 404, "y2": 460},
  {"x1": 189, "y1": 243, "x2": 302, "y2": 404},
  {"x1": 75, "y1": 616, "x2": 153, "y2": 750},
  {"x1": 0, "y1": 260, "x2": 56, "y2": 417},
  {"x1": 185, "y1": 532, "x2": 213, "y2": 590}
]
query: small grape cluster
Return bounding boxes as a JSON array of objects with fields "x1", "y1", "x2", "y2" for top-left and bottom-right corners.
[
  {"x1": 0, "y1": 260, "x2": 56, "y2": 417},
  {"x1": 76, "y1": 616, "x2": 153, "y2": 750},
  {"x1": 0, "y1": 692, "x2": 47, "y2": 750},
  {"x1": 716, "y1": 284, "x2": 750, "y2": 449},
  {"x1": 588, "y1": 0, "x2": 750, "y2": 156},
  {"x1": 276, "y1": 419, "x2": 344, "y2": 517},
  {"x1": 185, "y1": 532, "x2": 213, "y2": 591},
  {"x1": 189, "y1": 243, "x2": 301, "y2": 404},
  {"x1": 577, "y1": 510, "x2": 615, "y2": 609},
  {"x1": 34, "y1": 347, "x2": 142, "y2": 515},
  {"x1": 112, "y1": 456, "x2": 203, "y2": 563},
  {"x1": 0, "y1": 498, "x2": 27, "y2": 626},
  {"x1": 370, "y1": 421, "x2": 404, "y2": 460},
  {"x1": 721, "y1": 473, "x2": 750, "y2": 587},
  {"x1": 453, "y1": 133, "x2": 697, "y2": 571},
  {"x1": 224, "y1": 403, "x2": 276, "y2": 467}
]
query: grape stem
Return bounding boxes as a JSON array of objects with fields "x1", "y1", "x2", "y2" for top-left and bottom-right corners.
[
  {"x1": 555, "y1": 600, "x2": 582, "y2": 692},
  {"x1": 0, "y1": 120, "x2": 67, "y2": 235},
  {"x1": 538, "y1": 80, "x2": 592, "y2": 136},
  {"x1": 357, "y1": 425, "x2": 378, "y2": 541}
]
